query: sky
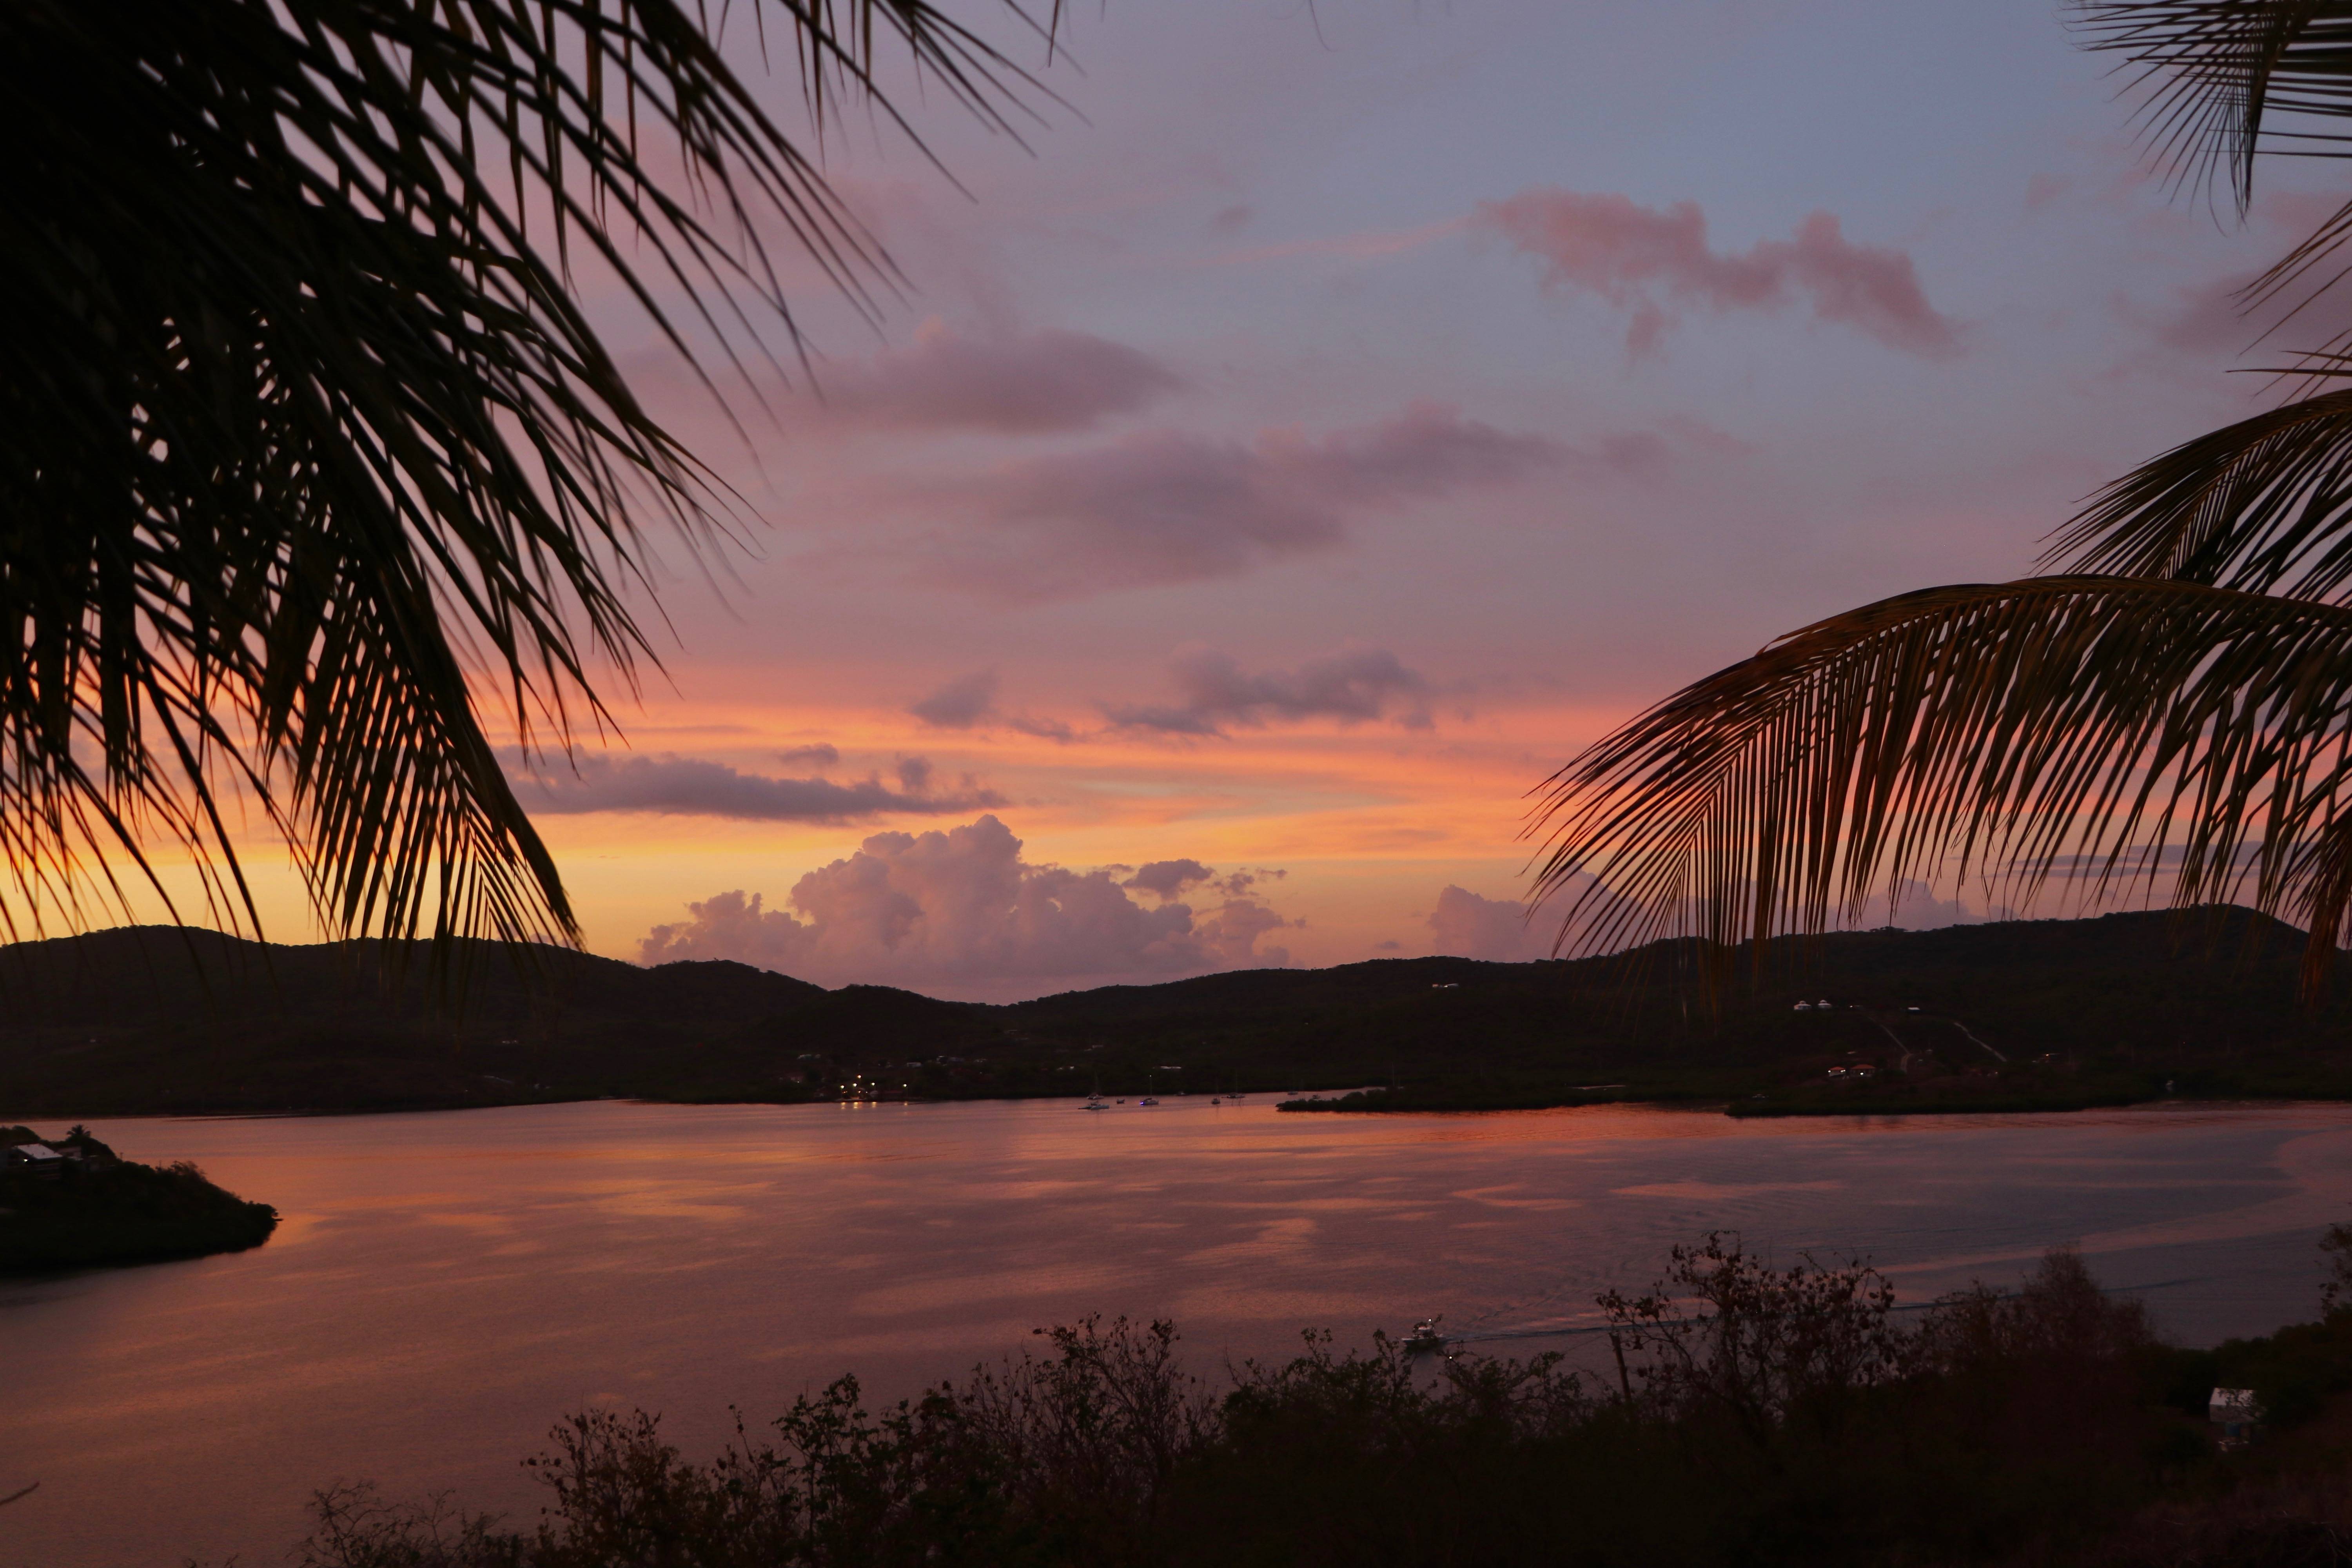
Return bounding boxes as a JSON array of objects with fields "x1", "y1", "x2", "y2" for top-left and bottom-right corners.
[{"x1": 174, "y1": 2, "x2": 2352, "y2": 998}]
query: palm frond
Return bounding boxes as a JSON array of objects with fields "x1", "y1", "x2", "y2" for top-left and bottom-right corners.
[
  {"x1": 0, "y1": 0, "x2": 1056, "y2": 954},
  {"x1": 2075, "y1": 4, "x2": 2352, "y2": 321},
  {"x1": 2046, "y1": 386, "x2": 2352, "y2": 597},
  {"x1": 2071, "y1": 2, "x2": 2332, "y2": 213},
  {"x1": 1530, "y1": 577, "x2": 2352, "y2": 996}
]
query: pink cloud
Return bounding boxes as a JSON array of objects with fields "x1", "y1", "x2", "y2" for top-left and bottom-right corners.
[
  {"x1": 924, "y1": 402, "x2": 1573, "y2": 599},
  {"x1": 1475, "y1": 189, "x2": 1962, "y2": 359},
  {"x1": 814, "y1": 321, "x2": 1181, "y2": 433},
  {"x1": 636, "y1": 815, "x2": 1294, "y2": 997}
]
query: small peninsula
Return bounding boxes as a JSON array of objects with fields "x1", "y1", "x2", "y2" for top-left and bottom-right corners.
[{"x1": 0, "y1": 1126, "x2": 278, "y2": 1271}]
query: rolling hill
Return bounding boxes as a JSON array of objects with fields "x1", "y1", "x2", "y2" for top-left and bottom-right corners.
[{"x1": 3, "y1": 908, "x2": 2350, "y2": 1116}]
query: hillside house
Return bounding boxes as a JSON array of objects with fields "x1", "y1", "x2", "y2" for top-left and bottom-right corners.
[
  {"x1": 3, "y1": 1142, "x2": 64, "y2": 1177},
  {"x1": 2210, "y1": 1387, "x2": 2259, "y2": 1449}
]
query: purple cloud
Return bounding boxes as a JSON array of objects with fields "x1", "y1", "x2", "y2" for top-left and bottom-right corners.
[
  {"x1": 909, "y1": 670, "x2": 1000, "y2": 729},
  {"x1": 1477, "y1": 189, "x2": 1962, "y2": 359},
  {"x1": 931, "y1": 403, "x2": 1567, "y2": 600},
  {"x1": 818, "y1": 323, "x2": 1181, "y2": 433},
  {"x1": 512, "y1": 751, "x2": 1002, "y2": 823},
  {"x1": 1123, "y1": 858, "x2": 1215, "y2": 901},
  {"x1": 1104, "y1": 644, "x2": 1433, "y2": 736}
]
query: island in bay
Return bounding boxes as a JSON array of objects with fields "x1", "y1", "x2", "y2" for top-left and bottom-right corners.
[{"x1": 0, "y1": 1125, "x2": 277, "y2": 1272}]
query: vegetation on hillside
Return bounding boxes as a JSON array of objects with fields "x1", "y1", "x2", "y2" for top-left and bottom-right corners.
[{"x1": 263, "y1": 1233, "x2": 2352, "y2": 1568}]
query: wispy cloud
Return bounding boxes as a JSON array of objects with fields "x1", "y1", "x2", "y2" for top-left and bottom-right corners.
[{"x1": 811, "y1": 321, "x2": 1181, "y2": 433}]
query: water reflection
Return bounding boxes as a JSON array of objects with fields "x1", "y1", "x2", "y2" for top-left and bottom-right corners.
[{"x1": 4, "y1": 1097, "x2": 2350, "y2": 1566}]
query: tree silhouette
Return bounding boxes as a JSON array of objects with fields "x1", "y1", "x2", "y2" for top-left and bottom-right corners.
[{"x1": 2, "y1": 0, "x2": 1048, "y2": 951}]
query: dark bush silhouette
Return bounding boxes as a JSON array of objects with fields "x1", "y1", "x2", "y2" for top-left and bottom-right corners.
[{"x1": 282, "y1": 1238, "x2": 2352, "y2": 1568}]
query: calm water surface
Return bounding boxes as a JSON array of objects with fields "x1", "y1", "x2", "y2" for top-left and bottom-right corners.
[{"x1": 7, "y1": 1096, "x2": 2352, "y2": 1566}]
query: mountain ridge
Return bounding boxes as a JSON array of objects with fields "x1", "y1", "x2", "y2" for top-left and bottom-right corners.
[{"x1": 2, "y1": 907, "x2": 2348, "y2": 1116}]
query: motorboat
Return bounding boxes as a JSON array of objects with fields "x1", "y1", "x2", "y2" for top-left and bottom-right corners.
[
  {"x1": 1403, "y1": 1316, "x2": 1446, "y2": 1353},
  {"x1": 1138, "y1": 1096, "x2": 1159, "y2": 1106}
]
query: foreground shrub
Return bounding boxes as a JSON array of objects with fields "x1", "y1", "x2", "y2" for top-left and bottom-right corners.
[{"x1": 291, "y1": 1238, "x2": 2352, "y2": 1568}]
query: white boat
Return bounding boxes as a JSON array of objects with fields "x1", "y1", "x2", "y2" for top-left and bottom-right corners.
[{"x1": 1402, "y1": 1316, "x2": 1446, "y2": 1352}]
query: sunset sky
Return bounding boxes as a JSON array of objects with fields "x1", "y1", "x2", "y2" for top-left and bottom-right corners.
[{"x1": 196, "y1": 2, "x2": 2352, "y2": 999}]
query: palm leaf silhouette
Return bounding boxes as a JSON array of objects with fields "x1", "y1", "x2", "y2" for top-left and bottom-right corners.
[{"x1": 1, "y1": 1, "x2": 1051, "y2": 953}]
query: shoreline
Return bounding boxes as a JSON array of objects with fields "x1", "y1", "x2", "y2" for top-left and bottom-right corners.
[{"x1": 23, "y1": 1088, "x2": 2352, "y2": 1127}]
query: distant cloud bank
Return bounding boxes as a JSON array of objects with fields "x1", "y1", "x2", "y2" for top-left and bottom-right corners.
[
  {"x1": 1477, "y1": 189, "x2": 1962, "y2": 359},
  {"x1": 637, "y1": 815, "x2": 1296, "y2": 998}
]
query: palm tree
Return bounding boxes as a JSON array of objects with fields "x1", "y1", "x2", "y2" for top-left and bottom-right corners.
[
  {"x1": 0, "y1": 0, "x2": 1048, "y2": 953},
  {"x1": 1532, "y1": 2, "x2": 2352, "y2": 998}
]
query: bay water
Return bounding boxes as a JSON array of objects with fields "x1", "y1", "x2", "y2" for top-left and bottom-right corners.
[{"x1": 7, "y1": 1097, "x2": 2352, "y2": 1566}]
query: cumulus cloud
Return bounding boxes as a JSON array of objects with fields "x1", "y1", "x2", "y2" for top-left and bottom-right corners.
[
  {"x1": 909, "y1": 670, "x2": 1000, "y2": 729},
  {"x1": 1864, "y1": 879, "x2": 2019, "y2": 931},
  {"x1": 512, "y1": 751, "x2": 1002, "y2": 823},
  {"x1": 1476, "y1": 189, "x2": 1961, "y2": 359},
  {"x1": 1104, "y1": 644, "x2": 1432, "y2": 735},
  {"x1": 1431, "y1": 873, "x2": 1638, "y2": 962},
  {"x1": 817, "y1": 321, "x2": 1181, "y2": 433},
  {"x1": 636, "y1": 815, "x2": 1296, "y2": 997},
  {"x1": 927, "y1": 402, "x2": 1570, "y2": 600},
  {"x1": 1429, "y1": 886, "x2": 1556, "y2": 963}
]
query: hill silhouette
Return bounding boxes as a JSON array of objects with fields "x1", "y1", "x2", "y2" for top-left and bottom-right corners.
[{"x1": 2, "y1": 908, "x2": 2349, "y2": 1116}]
